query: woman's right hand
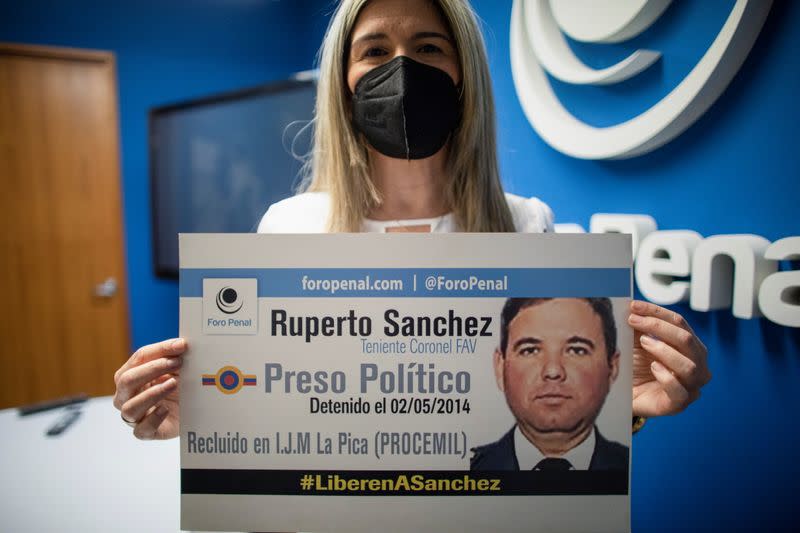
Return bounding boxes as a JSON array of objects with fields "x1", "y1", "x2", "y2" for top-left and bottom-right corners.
[{"x1": 113, "y1": 338, "x2": 186, "y2": 440}]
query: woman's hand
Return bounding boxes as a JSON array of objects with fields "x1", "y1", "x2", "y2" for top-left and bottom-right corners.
[
  {"x1": 629, "y1": 301, "x2": 711, "y2": 418},
  {"x1": 113, "y1": 338, "x2": 185, "y2": 440}
]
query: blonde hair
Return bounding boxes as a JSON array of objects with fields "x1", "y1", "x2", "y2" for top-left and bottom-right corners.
[{"x1": 302, "y1": 0, "x2": 515, "y2": 233}]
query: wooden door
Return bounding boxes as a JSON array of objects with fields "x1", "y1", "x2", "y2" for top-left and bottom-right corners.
[{"x1": 0, "y1": 43, "x2": 130, "y2": 409}]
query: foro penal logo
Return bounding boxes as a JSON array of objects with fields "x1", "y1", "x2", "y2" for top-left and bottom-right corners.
[
  {"x1": 216, "y1": 287, "x2": 243, "y2": 314},
  {"x1": 510, "y1": 0, "x2": 772, "y2": 159},
  {"x1": 203, "y1": 278, "x2": 257, "y2": 335},
  {"x1": 202, "y1": 366, "x2": 257, "y2": 394}
]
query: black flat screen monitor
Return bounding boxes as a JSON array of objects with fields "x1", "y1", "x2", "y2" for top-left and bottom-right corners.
[{"x1": 149, "y1": 79, "x2": 316, "y2": 278}]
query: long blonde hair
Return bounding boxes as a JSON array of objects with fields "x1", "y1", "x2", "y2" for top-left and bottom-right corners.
[{"x1": 302, "y1": 0, "x2": 515, "y2": 233}]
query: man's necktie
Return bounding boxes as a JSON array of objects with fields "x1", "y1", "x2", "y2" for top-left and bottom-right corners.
[{"x1": 533, "y1": 458, "x2": 573, "y2": 471}]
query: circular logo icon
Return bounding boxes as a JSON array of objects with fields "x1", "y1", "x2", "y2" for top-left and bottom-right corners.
[
  {"x1": 216, "y1": 287, "x2": 243, "y2": 314},
  {"x1": 217, "y1": 366, "x2": 242, "y2": 394},
  {"x1": 510, "y1": 0, "x2": 772, "y2": 159}
]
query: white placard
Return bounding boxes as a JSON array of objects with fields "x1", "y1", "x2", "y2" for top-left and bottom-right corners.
[{"x1": 179, "y1": 233, "x2": 632, "y2": 533}]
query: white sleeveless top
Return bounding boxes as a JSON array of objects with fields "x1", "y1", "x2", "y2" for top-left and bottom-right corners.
[{"x1": 256, "y1": 191, "x2": 554, "y2": 233}]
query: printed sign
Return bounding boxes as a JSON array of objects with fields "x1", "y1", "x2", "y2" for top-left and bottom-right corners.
[{"x1": 179, "y1": 233, "x2": 633, "y2": 533}]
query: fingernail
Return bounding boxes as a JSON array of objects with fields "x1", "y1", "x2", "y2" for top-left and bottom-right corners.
[
  {"x1": 155, "y1": 405, "x2": 168, "y2": 417},
  {"x1": 166, "y1": 357, "x2": 182, "y2": 367},
  {"x1": 651, "y1": 361, "x2": 665, "y2": 373},
  {"x1": 631, "y1": 300, "x2": 645, "y2": 312},
  {"x1": 628, "y1": 314, "x2": 642, "y2": 325},
  {"x1": 163, "y1": 377, "x2": 177, "y2": 389},
  {"x1": 640, "y1": 335, "x2": 654, "y2": 345},
  {"x1": 170, "y1": 339, "x2": 185, "y2": 351}
]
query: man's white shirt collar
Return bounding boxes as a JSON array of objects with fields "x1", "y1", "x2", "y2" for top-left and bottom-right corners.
[{"x1": 513, "y1": 425, "x2": 596, "y2": 470}]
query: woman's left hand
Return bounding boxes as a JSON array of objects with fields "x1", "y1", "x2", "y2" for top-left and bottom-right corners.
[{"x1": 628, "y1": 300, "x2": 711, "y2": 418}]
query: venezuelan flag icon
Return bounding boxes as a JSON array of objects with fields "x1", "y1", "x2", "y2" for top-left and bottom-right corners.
[{"x1": 202, "y1": 366, "x2": 257, "y2": 394}]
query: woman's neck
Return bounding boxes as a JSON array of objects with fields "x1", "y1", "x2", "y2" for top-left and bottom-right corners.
[{"x1": 367, "y1": 147, "x2": 450, "y2": 221}]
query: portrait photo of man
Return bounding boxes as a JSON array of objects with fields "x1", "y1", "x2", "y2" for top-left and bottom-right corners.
[{"x1": 471, "y1": 297, "x2": 629, "y2": 472}]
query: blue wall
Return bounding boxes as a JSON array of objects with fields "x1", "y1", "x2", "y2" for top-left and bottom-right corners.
[
  {"x1": 4, "y1": 0, "x2": 799, "y2": 531},
  {"x1": 0, "y1": 0, "x2": 319, "y2": 353}
]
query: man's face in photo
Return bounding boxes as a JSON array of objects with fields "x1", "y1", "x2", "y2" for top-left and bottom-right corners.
[{"x1": 494, "y1": 299, "x2": 620, "y2": 436}]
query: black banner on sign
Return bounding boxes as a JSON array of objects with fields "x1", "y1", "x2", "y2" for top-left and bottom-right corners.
[{"x1": 181, "y1": 469, "x2": 628, "y2": 496}]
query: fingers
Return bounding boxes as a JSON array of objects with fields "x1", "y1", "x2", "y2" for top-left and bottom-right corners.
[
  {"x1": 630, "y1": 300, "x2": 696, "y2": 336},
  {"x1": 114, "y1": 338, "x2": 186, "y2": 384},
  {"x1": 133, "y1": 404, "x2": 171, "y2": 440},
  {"x1": 650, "y1": 361, "x2": 699, "y2": 414},
  {"x1": 639, "y1": 335, "x2": 703, "y2": 389},
  {"x1": 628, "y1": 304, "x2": 708, "y2": 366},
  {"x1": 629, "y1": 311, "x2": 695, "y2": 353},
  {"x1": 629, "y1": 301, "x2": 711, "y2": 417},
  {"x1": 113, "y1": 338, "x2": 186, "y2": 411},
  {"x1": 119, "y1": 376, "x2": 178, "y2": 425},
  {"x1": 114, "y1": 356, "x2": 183, "y2": 408},
  {"x1": 629, "y1": 301, "x2": 711, "y2": 385}
]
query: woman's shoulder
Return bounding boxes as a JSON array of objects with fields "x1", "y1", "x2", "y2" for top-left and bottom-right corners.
[
  {"x1": 503, "y1": 192, "x2": 555, "y2": 233},
  {"x1": 256, "y1": 191, "x2": 330, "y2": 233}
]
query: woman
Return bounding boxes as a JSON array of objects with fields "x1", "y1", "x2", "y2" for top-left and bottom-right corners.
[{"x1": 114, "y1": 0, "x2": 710, "y2": 440}]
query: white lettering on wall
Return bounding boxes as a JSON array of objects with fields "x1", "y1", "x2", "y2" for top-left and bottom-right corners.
[
  {"x1": 758, "y1": 237, "x2": 800, "y2": 327},
  {"x1": 635, "y1": 230, "x2": 702, "y2": 305},
  {"x1": 560, "y1": 215, "x2": 797, "y2": 326},
  {"x1": 690, "y1": 235, "x2": 776, "y2": 319}
]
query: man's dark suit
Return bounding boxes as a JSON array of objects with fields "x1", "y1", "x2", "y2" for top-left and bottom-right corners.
[{"x1": 469, "y1": 426, "x2": 628, "y2": 471}]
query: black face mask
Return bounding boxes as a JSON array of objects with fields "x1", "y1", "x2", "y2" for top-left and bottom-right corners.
[{"x1": 351, "y1": 56, "x2": 461, "y2": 160}]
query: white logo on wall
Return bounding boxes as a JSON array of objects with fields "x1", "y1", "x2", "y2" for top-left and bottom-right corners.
[
  {"x1": 510, "y1": 0, "x2": 772, "y2": 159},
  {"x1": 203, "y1": 278, "x2": 258, "y2": 335}
]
